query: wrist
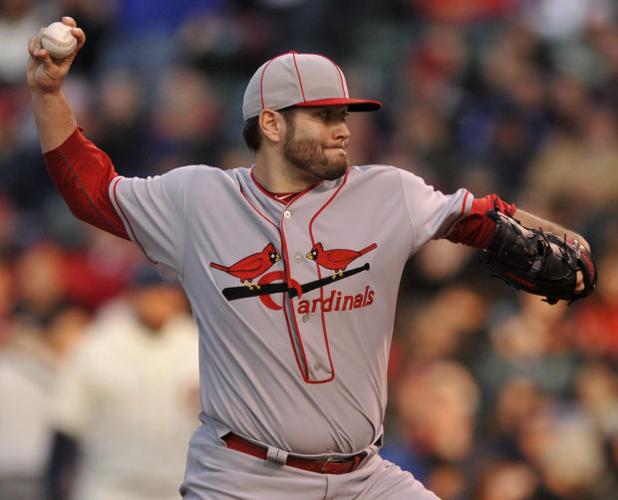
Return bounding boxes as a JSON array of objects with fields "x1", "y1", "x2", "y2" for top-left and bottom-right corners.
[{"x1": 30, "y1": 87, "x2": 64, "y2": 99}]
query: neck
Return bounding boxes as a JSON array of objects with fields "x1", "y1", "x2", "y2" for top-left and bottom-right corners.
[{"x1": 253, "y1": 149, "x2": 317, "y2": 193}]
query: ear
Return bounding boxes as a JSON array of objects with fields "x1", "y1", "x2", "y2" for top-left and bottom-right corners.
[{"x1": 259, "y1": 109, "x2": 286, "y2": 145}]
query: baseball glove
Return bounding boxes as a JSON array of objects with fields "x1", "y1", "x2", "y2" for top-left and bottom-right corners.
[{"x1": 479, "y1": 208, "x2": 597, "y2": 304}]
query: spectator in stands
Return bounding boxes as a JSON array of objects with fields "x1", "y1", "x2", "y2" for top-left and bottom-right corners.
[{"x1": 47, "y1": 266, "x2": 199, "y2": 500}]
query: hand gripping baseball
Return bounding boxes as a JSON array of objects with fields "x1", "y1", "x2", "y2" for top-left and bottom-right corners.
[
  {"x1": 479, "y1": 208, "x2": 597, "y2": 304},
  {"x1": 27, "y1": 17, "x2": 85, "y2": 94}
]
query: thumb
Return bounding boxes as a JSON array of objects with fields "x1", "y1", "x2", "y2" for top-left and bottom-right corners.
[{"x1": 36, "y1": 47, "x2": 69, "y2": 81}]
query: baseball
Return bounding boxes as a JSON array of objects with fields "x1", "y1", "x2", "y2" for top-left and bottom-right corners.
[{"x1": 41, "y1": 22, "x2": 77, "y2": 60}]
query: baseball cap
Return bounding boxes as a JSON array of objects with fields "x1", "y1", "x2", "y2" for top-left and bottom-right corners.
[{"x1": 242, "y1": 51, "x2": 382, "y2": 120}]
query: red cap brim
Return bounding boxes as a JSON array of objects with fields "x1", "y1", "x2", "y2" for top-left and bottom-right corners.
[{"x1": 295, "y1": 97, "x2": 382, "y2": 112}]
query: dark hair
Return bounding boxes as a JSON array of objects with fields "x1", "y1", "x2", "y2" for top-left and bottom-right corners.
[
  {"x1": 243, "y1": 116, "x2": 261, "y2": 152},
  {"x1": 242, "y1": 107, "x2": 295, "y2": 152}
]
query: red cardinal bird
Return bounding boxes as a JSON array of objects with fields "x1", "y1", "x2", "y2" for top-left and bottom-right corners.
[
  {"x1": 306, "y1": 242, "x2": 377, "y2": 278},
  {"x1": 210, "y1": 243, "x2": 281, "y2": 289}
]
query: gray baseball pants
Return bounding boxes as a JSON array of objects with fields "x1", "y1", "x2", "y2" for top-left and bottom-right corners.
[{"x1": 179, "y1": 417, "x2": 438, "y2": 500}]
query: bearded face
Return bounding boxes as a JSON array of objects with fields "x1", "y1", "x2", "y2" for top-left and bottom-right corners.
[{"x1": 282, "y1": 111, "x2": 349, "y2": 181}]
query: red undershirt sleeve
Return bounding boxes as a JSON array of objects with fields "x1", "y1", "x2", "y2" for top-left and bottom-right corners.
[
  {"x1": 446, "y1": 194, "x2": 516, "y2": 249},
  {"x1": 42, "y1": 128, "x2": 129, "y2": 239}
]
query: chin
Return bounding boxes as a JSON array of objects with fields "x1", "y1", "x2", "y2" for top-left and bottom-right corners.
[{"x1": 319, "y1": 163, "x2": 348, "y2": 181}]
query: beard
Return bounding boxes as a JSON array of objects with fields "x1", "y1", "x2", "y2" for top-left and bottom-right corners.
[{"x1": 282, "y1": 120, "x2": 349, "y2": 181}]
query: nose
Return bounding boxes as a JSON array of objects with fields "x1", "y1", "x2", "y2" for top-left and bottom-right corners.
[{"x1": 333, "y1": 121, "x2": 350, "y2": 143}]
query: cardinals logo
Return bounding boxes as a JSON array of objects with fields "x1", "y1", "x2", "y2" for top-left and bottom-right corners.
[
  {"x1": 306, "y1": 242, "x2": 377, "y2": 278},
  {"x1": 210, "y1": 242, "x2": 281, "y2": 290},
  {"x1": 212, "y1": 241, "x2": 378, "y2": 313}
]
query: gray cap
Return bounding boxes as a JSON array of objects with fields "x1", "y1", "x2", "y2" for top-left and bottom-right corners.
[{"x1": 242, "y1": 51, "x2": 382, "y2": 120}]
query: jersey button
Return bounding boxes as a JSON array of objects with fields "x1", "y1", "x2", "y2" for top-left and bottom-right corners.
[
  {"x1": 301, "y1": 314, "x2": 309, "y2": 323},
  {"x1": 294, "y1": 254, "x2": 302, "y2": 263},
  {"x1": 283, "y1": 210, "x2": 292, "y2": 219}
]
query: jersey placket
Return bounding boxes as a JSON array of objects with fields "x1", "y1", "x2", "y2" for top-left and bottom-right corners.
[{"x1": 279, "y1": 202, "x2": 335, "y2": 383}]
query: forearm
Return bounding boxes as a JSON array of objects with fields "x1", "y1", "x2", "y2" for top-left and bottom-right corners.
[
  {"x1": 513, "y1": 208, "x2": 590, "y2": 250},
  {"x1": 31, "y1": 90, "x2": 78, "y2": 153},
  {"x1": 27, "y1": 17, "x2": 85, "y2": 152}
]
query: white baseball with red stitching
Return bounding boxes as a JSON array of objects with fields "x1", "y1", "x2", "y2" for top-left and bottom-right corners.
[{"x1": 41, "y1": 22, "x2": 77, "y2": 59}]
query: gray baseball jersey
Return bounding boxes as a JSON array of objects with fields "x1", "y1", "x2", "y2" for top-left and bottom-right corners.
[{"x1": 109, "y1": 164, "x2": 472, "y2": 456}]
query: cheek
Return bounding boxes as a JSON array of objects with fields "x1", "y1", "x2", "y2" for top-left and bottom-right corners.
[{"x1": 293, "y1": 120, "x2": 327, "y2": 143}]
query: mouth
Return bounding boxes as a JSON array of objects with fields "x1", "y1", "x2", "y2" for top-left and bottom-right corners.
[{"x1": 325, "y1": 146, "x2": 347, "y2": 156}]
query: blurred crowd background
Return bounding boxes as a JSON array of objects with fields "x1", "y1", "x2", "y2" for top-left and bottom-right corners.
[{"x1": 1, "y1": 0, "x2": 618, "y2": 499}]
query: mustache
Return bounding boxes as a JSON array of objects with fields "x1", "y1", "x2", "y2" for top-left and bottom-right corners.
[{"x1": 326, "y1": 141, "x2": 348, "y2": 150}]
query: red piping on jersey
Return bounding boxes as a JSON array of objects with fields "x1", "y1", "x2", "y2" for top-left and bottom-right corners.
[
  {"x1": 301, "y1": 167, "x2": 352, "y2": 383},
  {"x1": 278, "y1": 224, "x2": 311, "y2": 381},
  {"x1": 239, "y1": 184, "x2": 279, "y2": 229},
  {"x1": 279, "y1": 209, "x2": 333, "y2": 384},
  {"x1": 277, "y1": 174, "x2": 343, "y2": 384},
  {"x1": 43, "y1": 128, "x2": 159, "y2": 264},
  {"x1": 243, "y1": 169, "x2": 348, "y2": 383},
  {"x1": 308, "y1": 168, "x2": 351, "y2": 235},
  {"x1": 239, "y1": 178, "x2": 312, "y2": 380},
  {"x1": 110, "y1": 177, "x2": 156, "y2": 264},
  {"x1": 250, "y1": 167, "x2": 317, "y2": 206},
  {"x1": 291, "y1": 52, "x2": 307, "y2": 102},
  {"x1": 307, "y1": 169, "x2": 351, "y2": 370},
  {"x1": 281, "y1": 171, "x2": 352, "y2": 384},
  {"x1": 282, "y1": 305, "x2": 309, "y2": 380}
]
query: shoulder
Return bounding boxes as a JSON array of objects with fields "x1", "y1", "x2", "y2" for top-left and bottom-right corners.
[
  {"x1": 347, "y1": 164, "x2": 428, "y2": 189},
  {"x1": 179, "y1": 165, "x2": 250, "y2": 190},
  {"x1": 164, "y1": 164, "x2": 243, "y2": 183},
  {"x1": 346, "y1": 164, "x2": 398, "y2": 186},
  {"x1": 116, "y1": 165, "x2": 247, "y2": 187},
  {"x1": 349, "y1": 164, "x2": 398, "y2": 177}
]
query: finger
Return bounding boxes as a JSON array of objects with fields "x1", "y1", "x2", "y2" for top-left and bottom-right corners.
[
  {"x1": 28, "y1": 36, "x2": 37, "y2": 57},
  {"x1": 71, "y1": 27, "x2": 86, "y2": 49},
  {"x1": 33, "y1": 28, "x2": 44, "y2": 56},
  {"x1": 62, "y1": 16, "x2": 76, "y2": 28}
]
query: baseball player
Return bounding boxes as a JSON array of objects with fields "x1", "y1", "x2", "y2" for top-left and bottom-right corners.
[{"x1": 27, "y1": 18, "x2": 596, "y2": 500}]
